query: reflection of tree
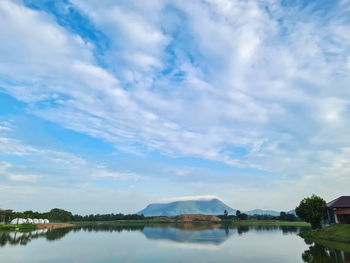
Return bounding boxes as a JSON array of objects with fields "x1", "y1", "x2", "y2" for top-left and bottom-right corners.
[
  {"x1": 224, "y1": 226, "x2": 229, "y2": 236},
  {"x1": 302, "y1": 242, "x2": 348, "y2": 263},
  {"x1": 0, "y1": 231, "x2": 48, "y2": 247},
  {"x1": 0, "y1": 225, "x2": 145, "y2": 247},
  {"x1": 237, "y1": 226, "x2": 249, "y2": 235},
  {"x1": 281, "y1": 226, "x2": 297, "y2": 234},
  {"x1": 46, "y1": 228, "x2": 72, "y2": 241}
]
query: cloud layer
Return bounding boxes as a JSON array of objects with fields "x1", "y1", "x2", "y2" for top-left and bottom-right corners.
[{"x1": 1, "y1": 0, "x2": 350, "y2": 212}]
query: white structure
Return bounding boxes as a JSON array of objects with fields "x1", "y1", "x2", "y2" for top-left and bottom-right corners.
[
  {"x1": 10, "y1": 218, "x2": 26, "y2": 224},
  {"x1": 9, "y1": 218, "x2": 50, "y2": 224}
]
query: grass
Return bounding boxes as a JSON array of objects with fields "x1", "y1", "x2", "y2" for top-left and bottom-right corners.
[
  {"x1": 299, "y1": 224, "x2": 350, "y2": 244},
  {"x1": 0, "y1": 224, "x2": 37, "y2": 232},
  {"x1": 222, "y1": 220, "x2": 310, "y2": 227}
]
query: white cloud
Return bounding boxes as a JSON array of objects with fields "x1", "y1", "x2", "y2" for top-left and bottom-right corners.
[
  {"x1": 0, "y1": 137, "x2": 38, "y2": 156},
  {"x1": 92, "y1": 170, "x2": 141, "y2": 181},
  {"x1": 1, "y1": 0, "x2": 350, "y2": 210},
  {"x1": 159, "y1": 195, "x2": 222, "y2": 203},
  {"x1": 0, "y1": 162, "x2": 39, "y2": 183}
]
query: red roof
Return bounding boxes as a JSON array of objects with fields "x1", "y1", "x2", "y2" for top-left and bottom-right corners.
[{"x1": 328, "y1": 196, "x2": 350, "y2": 208}]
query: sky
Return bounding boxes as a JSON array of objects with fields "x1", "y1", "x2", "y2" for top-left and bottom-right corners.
[{"x1": 1, "y1": 0, "x2": 350, "y2": 215}]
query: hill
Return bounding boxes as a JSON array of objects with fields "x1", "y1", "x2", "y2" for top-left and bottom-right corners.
[{"x1": 137, "y1": 198, "x2": 236, "y2": 217}]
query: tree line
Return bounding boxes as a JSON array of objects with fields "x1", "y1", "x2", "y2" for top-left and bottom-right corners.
[
  {"x1": 0, "y1": 208, "x2": 146, "y2": 223},
  {"x1": 218, "y1": 209, "x2": 299, "y2": 221}
]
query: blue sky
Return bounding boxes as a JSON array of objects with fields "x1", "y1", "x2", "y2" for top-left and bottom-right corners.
[{"x1": 1, "y1": 0, "x2": 350, "y2": 214}]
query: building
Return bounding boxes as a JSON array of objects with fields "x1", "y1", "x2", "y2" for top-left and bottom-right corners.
[
  {"x1": 9, "y1": 218, "x2": 50, "y2": 224},
  {"x1": 327, "y1": 196, "x2": 350, "y2": 224}
]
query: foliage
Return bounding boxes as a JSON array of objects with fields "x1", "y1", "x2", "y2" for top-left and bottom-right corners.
[
  {"x1": 238, "y1": 213, "x2": 248, "y2": 220},
  {"x1": 279, "y1": 212, "x2": 298, "y2": 222},
  {"x1": 296, "y1": 194, "x2": 327, "y2": 229},
  {"x1": 0, "y1": 224, "x2": 37, "y2": 231},
  {"x1": 0, "y1": 208, "x2": 145, "y2": 223},
  {"x1": 299, "y1": 224, "x2": 350, "y2": 244}
]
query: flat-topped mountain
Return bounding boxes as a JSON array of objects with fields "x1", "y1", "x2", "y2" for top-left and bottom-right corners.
[{"x1": 137, "y1": 198, "x2": 236, "y2": 217}]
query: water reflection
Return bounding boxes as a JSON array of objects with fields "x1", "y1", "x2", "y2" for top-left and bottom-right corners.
[
  {"x1": 0, "y1": 229, "x2": 49, "y2": 246},
  {"x1": 142, "y1": 224, "x2": 307, "y2": 246},
  {"x1": 0, "y1": 224, "x2": 309, "y2": 248},
  {"x1": 5, "y1": 224, "x2": 347, "y2": 263},
  {"x1": 0, "y1": 225, "x2": 145, "y2": 246},
  {"x1": 142, "y1": 224, "x2": 229, "y2": 245},
  {"x1": 302, "y1": 242, "x2": 350, "y2": 263}
]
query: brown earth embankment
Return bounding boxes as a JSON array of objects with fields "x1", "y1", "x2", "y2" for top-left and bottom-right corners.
[{"x1": 176, "y1": 214, "x2": 222, "y2": 222}]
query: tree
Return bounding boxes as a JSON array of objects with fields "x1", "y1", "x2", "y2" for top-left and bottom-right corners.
[
  {"x1": 235, "y1": 210, "x2": 247, "y2": 220},
  {"x1": 236, "y1": 210, "x2": 241, "y2": 218},
  {"x1": 224, "y1": 210, "x2": 228, "y2": 218},
  {"x1": 279, "y1": 211, "x2": 297, "y2": 222},
  {"x1": 47, "y1": 208, "x2": 72, "y2": 222},
  {"x1": 238, "y1": 213, "x2": 248, "y2": 220},
  {"x1": 296, "y1": 194, "x2": 327, "y2": 229}
]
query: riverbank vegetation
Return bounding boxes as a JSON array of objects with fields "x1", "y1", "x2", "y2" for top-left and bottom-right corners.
[
  {"x1": 1, "y1": 207, "x2": 308, "y2": 230},
  {"x1": 223, "y1": 220, "x2": 310, "y2": 227},
  {"x1": 0, "y1": 224, "x2": 37, "y2": 231},
  {"x1": 300, "y1": 224, "x2": 350, "y2": 244},
  {"x1": 295, "y1": 194, "x2": 327, "y2": 229},
  {"x1": 1, "y1": 207, "x2": 301, "y2": 223},
  {"x1": 0, "y1": 208, "x2": 145, "y2": 223}
]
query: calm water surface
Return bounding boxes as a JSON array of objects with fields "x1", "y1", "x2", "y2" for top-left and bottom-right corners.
[{"x1": 0, "y1": 225, "x2": 348, "y2": 262}]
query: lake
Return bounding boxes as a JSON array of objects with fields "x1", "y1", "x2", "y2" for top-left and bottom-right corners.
[{"x1": 0, "y1": 224, "x2": 348, "y2": 262}]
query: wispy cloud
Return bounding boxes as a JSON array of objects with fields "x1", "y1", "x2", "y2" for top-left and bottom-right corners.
[
  {"x1": 1, "y1": 0, "x2": 350, "y2": 211},
  {"x1": 0, "y1": 162, "x2": 39, "y2": 183}
]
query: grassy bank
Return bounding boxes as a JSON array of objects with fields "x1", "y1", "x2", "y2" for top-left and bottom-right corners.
[
  {"x1": 300, "y1": 224, "x2": 350, "y2": 244},
  {"x1": 222, "y1": 220, "x2": 310, "y2": 227},
  {"x1": 0, "y1": 224, "x2": 37, "y2": 231}
]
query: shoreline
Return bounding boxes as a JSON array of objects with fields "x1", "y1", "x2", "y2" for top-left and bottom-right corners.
[
  {"x1": 0, "y1": 220, "x2": 310, "y2": 232},
  {"x1": 0, "y1": 222, "x2": 73, "y2": 231},
  {"x1": 299, "y1": 224, "x2": 350, "y2": 245},
  {"x1": 36, "y1": 223, "x2": 73, "y2": 230}
]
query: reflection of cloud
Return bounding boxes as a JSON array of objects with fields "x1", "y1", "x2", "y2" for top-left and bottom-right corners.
[
  {"x1": 142, "y1": 226, "x2": 233, "y2": 248},
  {"x1": 153, "y1": 239, "x2": 224, "y2": 250}
]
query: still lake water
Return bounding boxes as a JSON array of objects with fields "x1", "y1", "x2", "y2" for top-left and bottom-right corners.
[{"x1": 0, "y1": 224, "x2": 348, "y2": 263}]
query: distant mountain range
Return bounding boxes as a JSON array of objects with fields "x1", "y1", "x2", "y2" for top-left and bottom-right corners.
[
  {"x1": 244, "y1": 209, "x2": 280, "y2": 216},
  {"x1": 137, "y1": 198, "x2": 236, "y2": 217},
  {"x1": 137, "y1": 198, "x2": 296, "y2": 217},
  {"x1": 244, "y1": 209, "x2": 296, "y2": 216}
]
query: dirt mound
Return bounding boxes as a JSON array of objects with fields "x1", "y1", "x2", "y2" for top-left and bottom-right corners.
[{"x1": 176, "y1": 214, "x2": 221, "y2": 222}]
